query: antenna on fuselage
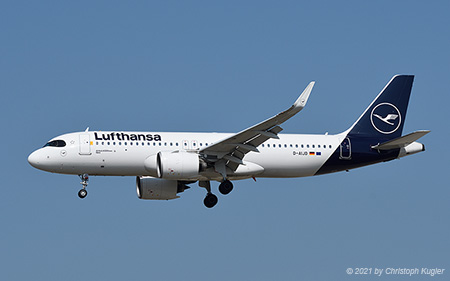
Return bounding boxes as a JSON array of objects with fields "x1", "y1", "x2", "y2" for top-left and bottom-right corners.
[{"x1": 85, "y1": 127, "x2": 90, "y2": 132}]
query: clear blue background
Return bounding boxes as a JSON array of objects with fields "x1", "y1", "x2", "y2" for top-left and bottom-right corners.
[{"x1": 1, "y1": 1, "x2": 448, "y2": 280}]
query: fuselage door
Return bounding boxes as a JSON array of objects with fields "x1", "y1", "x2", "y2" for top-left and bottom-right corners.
[
  {"x1": 79, "y1": 134, "x2": 92, "y2": 155},
  {"x1": 340, "y1": 137, "x2": 351, "y2": 160}
]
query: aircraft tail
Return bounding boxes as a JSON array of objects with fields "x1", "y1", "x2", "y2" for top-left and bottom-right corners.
[{"x1": 346, "y1": 75, "x2": 414, "y2": 140}]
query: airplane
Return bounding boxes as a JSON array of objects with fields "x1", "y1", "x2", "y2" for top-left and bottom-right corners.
[{"x1": 28, "y1": 75, "x2": 429, "y2": 208}]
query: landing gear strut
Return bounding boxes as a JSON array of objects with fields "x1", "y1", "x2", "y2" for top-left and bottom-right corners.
[{"x1": 78, "y1": 174, "x2": 89, "y2": 199}]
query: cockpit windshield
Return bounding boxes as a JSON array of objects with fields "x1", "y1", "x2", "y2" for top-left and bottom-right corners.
[{"x1": 44, "y1": 140, "x2": 66, "y2": 148}]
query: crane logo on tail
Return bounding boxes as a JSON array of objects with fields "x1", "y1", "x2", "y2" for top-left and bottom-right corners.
[
  {"x1": 370, "y1": 103, "x2": 401, "y2": 134},
  {"x1": 373, "y1": 113, "x2": 398, "y2": 125}
]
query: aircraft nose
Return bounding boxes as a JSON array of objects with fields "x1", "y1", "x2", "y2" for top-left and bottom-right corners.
[{"x1": 28, "y1": 150, "x2": 42, "y2": 169}]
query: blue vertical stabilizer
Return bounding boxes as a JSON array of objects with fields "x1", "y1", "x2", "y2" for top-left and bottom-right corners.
[{"x1": 347, "y1": 75, "x2": 414, "y2": 140}]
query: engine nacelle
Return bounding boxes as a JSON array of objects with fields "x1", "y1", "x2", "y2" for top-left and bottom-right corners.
[
  {"x1": 144, "y1": 151, "x2": 201, "y2": 180},
  {"x1": 136, "y1": 177, "x2": 189, "y2": 200}
]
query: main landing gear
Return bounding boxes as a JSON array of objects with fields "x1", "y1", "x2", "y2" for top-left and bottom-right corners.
[
  {"x1": 204, "y1": 193, "x2": 218, "y2": 208},
  {"x1": 200, "y1": 180, "x2": 234, "y2": 208},
  {"x1": 78, "y1": 174, "x2": 89, "y2": 199},
  {"x1": 219, "y1": 180, "x2": 233, "y2": 195}
]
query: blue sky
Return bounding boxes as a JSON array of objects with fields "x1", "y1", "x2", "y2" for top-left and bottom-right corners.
[{"x1": 1, "y1": 1, "x2": 449, "y2": 280}]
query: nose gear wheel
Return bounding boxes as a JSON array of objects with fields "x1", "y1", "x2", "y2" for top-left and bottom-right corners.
[{"x1": 78, "y1": 174, "x2": 89, "y2": 199}]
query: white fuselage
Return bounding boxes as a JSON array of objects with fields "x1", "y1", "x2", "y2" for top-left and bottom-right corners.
[{"x1": 28, "y1": 131, "x2": 345, "y2": 180}]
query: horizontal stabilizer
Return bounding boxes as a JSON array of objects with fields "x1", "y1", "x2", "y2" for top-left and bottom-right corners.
[{"x1": 371, "y1": 130, "x2": 430, "y2": 150}]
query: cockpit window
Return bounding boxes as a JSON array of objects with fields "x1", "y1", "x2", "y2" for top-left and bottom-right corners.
[{"x1": 44, "y1": 140, "x2": 66, "y2": 148}]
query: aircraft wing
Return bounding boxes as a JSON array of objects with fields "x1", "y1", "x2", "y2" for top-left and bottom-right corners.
[{"x1": 199, "y1": 81, "x2": 315, "y2": 171}]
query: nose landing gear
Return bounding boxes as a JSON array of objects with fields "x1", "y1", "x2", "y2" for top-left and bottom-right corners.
[
  {"x1": 78, "y1": 189, "x2": 87, "y2": 198},
  {"x1": 78, "y1": 174, "x2": 89, "y2": 199}
]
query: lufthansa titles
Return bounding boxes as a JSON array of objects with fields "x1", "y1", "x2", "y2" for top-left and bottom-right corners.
[{"x1": 94, "y1": 132, "x2": 162, "y2": 142}]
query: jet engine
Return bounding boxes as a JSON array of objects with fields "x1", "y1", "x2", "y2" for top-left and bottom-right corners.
[
  {"x1": 144, "y1": 151, "x2": 204, "y2": 180},
  {"x1": 136, "y1": 177, "x2": 190, "y2": 200}
]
